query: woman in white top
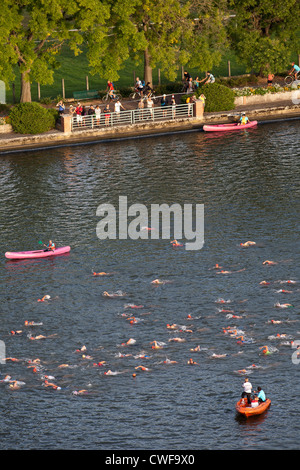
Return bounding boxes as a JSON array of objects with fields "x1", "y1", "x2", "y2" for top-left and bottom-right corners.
[
  {"x1": 95, "y1": 105, "x2": 101, "y2": 126},
  {"x1": 114, "y1": 100, "x2": 125, "y2": 121}
]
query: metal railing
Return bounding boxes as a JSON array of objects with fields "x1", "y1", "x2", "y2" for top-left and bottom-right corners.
[{"x1": 71, "y1": 103, "x2": 194, "y2": 131}]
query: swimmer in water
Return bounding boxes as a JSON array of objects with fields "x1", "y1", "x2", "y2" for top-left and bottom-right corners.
[
  {"x1": 44, "y1": 379, "x2": 61, "y2": 390},
  {"x1": 170, "y1": 239, "x2": 183, "y2": 247},
  {"x1": 188, "y1": 358, "x2": 198, "y2": 365},
  {"x1": 274, "y1": 302, "x2": 294, "y2": 308},
  {"x1": 263, "y1": 260, "x2": 277, "y2": 265},
  {"x1": 163, "y1": 358, "x2": 178, "y2": 364},
  {"x1": 150, "y1": 341, "x2": 165, "y2": 349},
  {"x1": 29, "y1": 334, "x2": 57, "y2": 340},
  {"x1": 124, "y1": 303, "x2": 144, "y2": 309},
  {"x1": 121, "y1": 338, "x2": 136, "y2": 346},
  {"x1": 216, "y1": 298, "x2": 231, "y2": 304},
  {"x1": 103, "y1": 290, "x2": 126, "y2": 298},
  {"x1": 37, "y1": 295, "x2": 51, "y2": 302},
  {"x1": 260, "y1": 280, "x2": 270, "y2": 286},
  {"x1": 104, "y1": 370, "x2": 119, "y2": 376},
  {"x1": 216, "y1": 268, "x2": 246, "y2": 274},
  {"x1": 4, "y1": 357, "x2": 20, "y2": 362},
  {"x1": 92, "y1": 271, "x2": 114, "y2": 276},
  {"x1": 240, "y1": 241, "x2": 256, "y2": 247},
  {"x1": 72, "y1": 390, "x2": 88, "y2": 395},
  {"x1": 93, "y1": 361, "x2": 106, "y2": 367},
  {"x1": 190, "y1": 345, "x2": 201, "y2": 352},
  {"x1": 135, "y1": 365, "x2": 149, "y2": 371},
  {"x1": 260, "y1": 345, "x2": 270, "y2": 355},
  {"x1": 9, "y1": 380, "x2": 25, "y2": 390},
  {"x1": 151, "y1": 279, "x2": 172, "y2": 285}
]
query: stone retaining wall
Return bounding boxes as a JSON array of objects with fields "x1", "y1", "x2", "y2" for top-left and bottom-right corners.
[{"x1": 234, "y1": 90, "x2": 300, "y2": 106}]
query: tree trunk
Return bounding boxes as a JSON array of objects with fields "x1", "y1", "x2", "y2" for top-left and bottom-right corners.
[
  {"x1": 20, "y1": 70, "x2": 32, "y2": 103},
  {"x1": 144, "y1": 48, "x2": 153, "y2": 87}
]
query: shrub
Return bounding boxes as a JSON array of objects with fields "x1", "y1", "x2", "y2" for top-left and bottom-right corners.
[
  {"x1": 9, "y1": 102, "x2": 56, "y2": 134},
  {"x1": 195, "y1": 83, "x2": 235, "y2": 112}
]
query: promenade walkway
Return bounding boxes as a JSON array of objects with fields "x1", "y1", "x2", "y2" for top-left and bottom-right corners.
[{"x1": 0, "y1": 94, "x2": 299, "y2": 154}]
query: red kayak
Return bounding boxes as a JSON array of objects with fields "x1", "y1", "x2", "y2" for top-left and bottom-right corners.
[
  {"x1": 203, "y1": 121, "x2": 257, "y2": 132},
  {"x1": 5, "y1": 246, "x2": 71, "y2": 260},
  {"x1": 236, "y1": 398, "x2": 271, "y2": 418}
]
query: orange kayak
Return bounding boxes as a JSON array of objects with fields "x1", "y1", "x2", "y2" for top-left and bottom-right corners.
[{"x1": 236, "y1": 398, "x2": 271, "y2": 418}]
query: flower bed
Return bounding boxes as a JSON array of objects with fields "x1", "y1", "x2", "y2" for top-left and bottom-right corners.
[
  {"x1": 233, "y1": 83, "x2": 300, "y2": 97},
  {"x1": 233, "y1": 83, "x2": 300, "y2": 107},
  {"x1": 0, "y1": 116, "x2": 12, "y2": 133}
]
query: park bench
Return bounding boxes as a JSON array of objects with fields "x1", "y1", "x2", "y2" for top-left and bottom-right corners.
[{"x1": 73, "y1": 89, "x2": 99, "y2": 101}]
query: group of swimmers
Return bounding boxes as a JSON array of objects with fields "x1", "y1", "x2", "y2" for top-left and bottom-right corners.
[{"x1": 1, "y1": 237, "x2": 299, "y2": 399}]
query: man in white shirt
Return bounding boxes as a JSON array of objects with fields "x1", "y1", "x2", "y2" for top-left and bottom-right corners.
[
  {"x1": 241, "y1": 377, "x2": 252, "y2": 406},
  {"x1": 114, "y1": 100, "x2": 125, "y2": 121}
]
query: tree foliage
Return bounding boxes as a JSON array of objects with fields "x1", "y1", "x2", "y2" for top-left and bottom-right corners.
[
  {"x1": 0, "y1": 0, "x2": 110, "y2": 101},
  {"x1": 227, "y1": 0, "x2": 300, "y2": 75}
]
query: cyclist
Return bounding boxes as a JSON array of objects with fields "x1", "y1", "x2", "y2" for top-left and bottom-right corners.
[
  {"x1": 290, "y1": 62, "x2": 300, "y2": 80},
  {"x1": 106, "y1": 80, "x2": 116, "y2": 99},
  {"x1": 135, "y1": 77, "x2": 144, "y2": 96},
  {"x1": 143, "y1": 81, "x2": 153, "y2": 98}
]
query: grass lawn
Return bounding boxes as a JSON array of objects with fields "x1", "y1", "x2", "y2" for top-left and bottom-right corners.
[{"x1": 5, "y1": 46, "x2": 248, "y2": 104}]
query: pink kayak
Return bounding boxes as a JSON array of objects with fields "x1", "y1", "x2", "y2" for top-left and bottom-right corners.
[
  {"x1": 5, "y1": 246, "x2": 71, "y2": 260},
  {"x1": 203, "y1": 121, "x2": 257, "y2": 132}
]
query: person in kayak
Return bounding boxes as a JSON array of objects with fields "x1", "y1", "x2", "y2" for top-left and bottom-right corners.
[
  {"x1": 238, "y1": 112, "x2": 250, "y2": 125},
  {"x1": 44, "y1": 240, "x2": 56, "y2": 252}
]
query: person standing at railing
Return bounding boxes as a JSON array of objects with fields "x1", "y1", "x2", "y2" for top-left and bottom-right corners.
[
  {"x1": 138, "y1": 98, "x2": 144, "y2": 120},
  {"x1": 146, "y1": 96, "x2": 154, "y2": 119},
  {"x1": 88, "y1": 105, "x2": 95, "y2": 128},
  {"x1": 75, "y1": 102, "x2": 83, "y2": 127},
  {"x1": 95, "y1": 105, "x2": 101, "y2": 126},
  {"x1": 56, "y1": 100, "x2": 65, "y2": 115},
  {"x1": 114, "y1": 99, "x2": 125, "y2": 122},
  {"x1": 104, "y1": 104, "x2": 110, "y2": 126},
  {"x1": 161, "y1": 94, "x2": 168, "y2": 117},
  {"x1": 187, "y1": 77, "x2": 194, "y2": 93},
  {"x1": 171, "y1": 94, "x2": 176, "y2": 119}
]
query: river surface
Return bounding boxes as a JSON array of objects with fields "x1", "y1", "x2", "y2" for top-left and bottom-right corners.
[{"x1": 0, "y1": 120, "x2": 300, "y2": 451}]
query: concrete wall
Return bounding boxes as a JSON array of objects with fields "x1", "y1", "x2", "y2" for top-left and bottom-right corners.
[{"x1": 234, "y1": 90, "x2": 300, "y2": 106}]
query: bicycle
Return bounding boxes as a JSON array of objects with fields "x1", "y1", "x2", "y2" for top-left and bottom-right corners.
[
  {"x1": 101, "y1": 91, "x2": 122, "y2": 103},
  {"x1": 284, "y1": 73, "x2": 300, "y2": 86},
  {"x1": 129, "y1": 89, "x2": 143, "y2": 100},
  {"x1": 129, "y1": 89, "x2": 157, "y2": 103}
]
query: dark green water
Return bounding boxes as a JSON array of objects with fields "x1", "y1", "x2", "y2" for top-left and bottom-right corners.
[{"x1": 0, "y1": 120, "x2": 299, "y2": 450}]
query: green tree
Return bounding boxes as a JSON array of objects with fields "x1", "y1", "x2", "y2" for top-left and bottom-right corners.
[
  {"x1": 131, "y1": 0, "x2": 228, "y2": 85},
  {"x1": 0, "y1": 0, "x2": 110, "y2": 102},
  {"x1": 228, "y1": 0, "x2": 300, "y2": 75},
  {"x1": 89, "y1": 0, "x2": 228, "y2": 87}
]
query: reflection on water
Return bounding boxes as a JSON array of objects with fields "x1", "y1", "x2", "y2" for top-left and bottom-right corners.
[{"x1": 0, "y1": 120, "x2": 300, "y2": 450}]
